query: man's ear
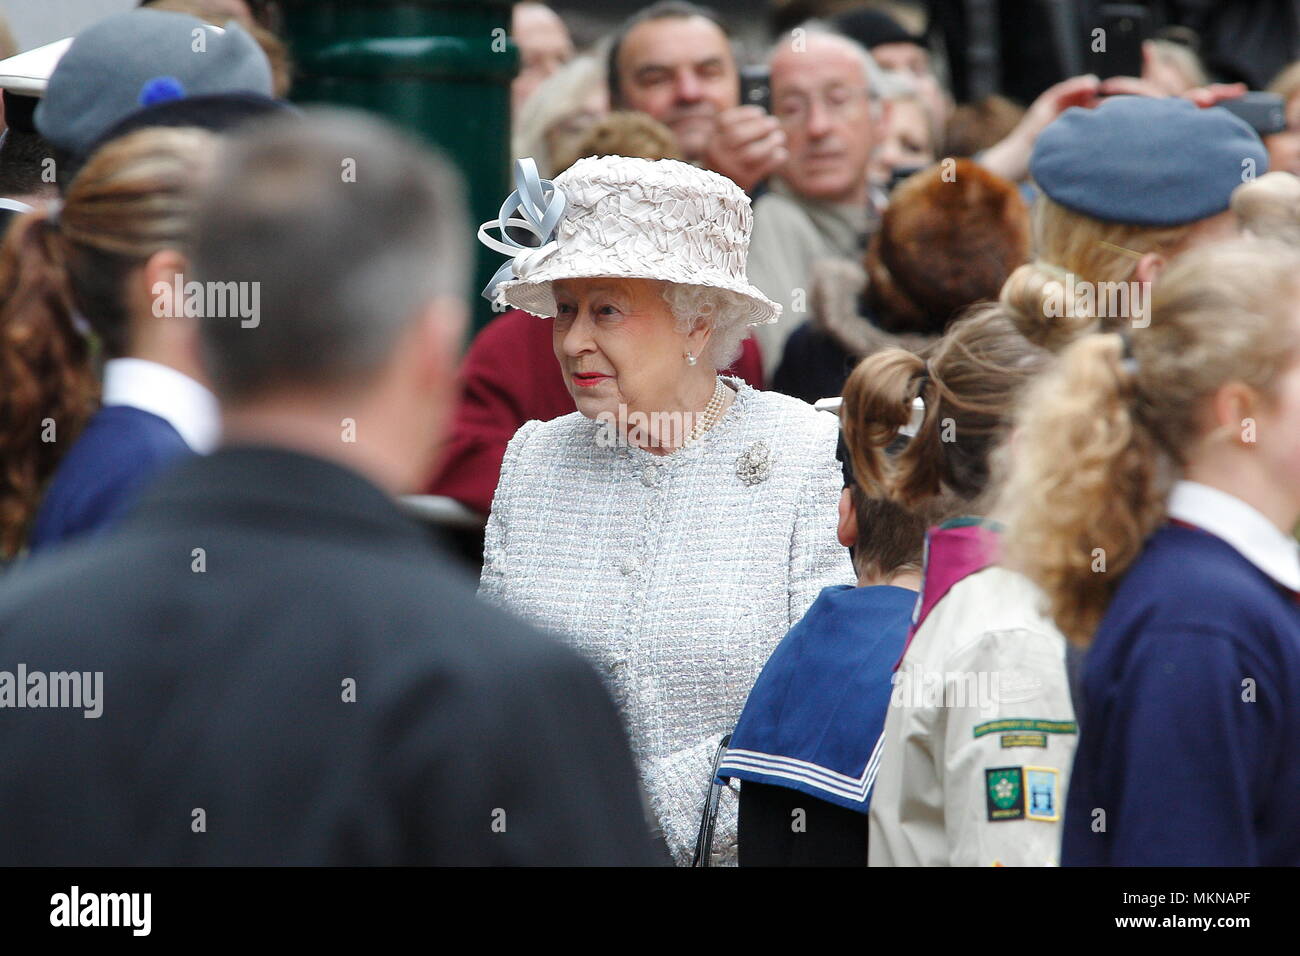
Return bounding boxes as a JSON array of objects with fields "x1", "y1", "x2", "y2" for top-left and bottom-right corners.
[
  {"x1": 412, "y1": 296, "x2": 467, "y2": 388},
  {"x1": 868, "y1": 98, "x2": 892, "y2": 155},
  {"x1": 837, "y1": 485, "x2": 858, "y2": 548}
]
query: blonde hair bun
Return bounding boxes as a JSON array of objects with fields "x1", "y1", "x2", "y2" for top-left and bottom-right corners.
[
  {"x1": 1232, "y1": 171, "x2": 1300, "y2": 247},
  {"x1": 998, "y1": 261, "x2": 1099, "y2": 353}
]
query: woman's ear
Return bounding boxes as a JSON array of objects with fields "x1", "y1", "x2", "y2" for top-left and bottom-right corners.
[
  {"x1": 141, "y1": 249, "x2": 191, "y2": 320},
  {"x1": 1133, "y1": 252, "x2": 1166, "y2": 287},
  {"x1": 1208, "y1": 381, "x2": 1259, "y2": 444},
  {"x1": 683, "y1": 314, "x2": 714, "y2": 361}
]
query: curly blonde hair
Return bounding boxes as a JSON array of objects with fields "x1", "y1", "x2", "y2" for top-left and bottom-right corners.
[
  {"x1": 997, "y1": 237, "x2": 1300, "y2": 645},
  {"x1": 551, "y1": 110, "x2": 682, "y2": 177}
]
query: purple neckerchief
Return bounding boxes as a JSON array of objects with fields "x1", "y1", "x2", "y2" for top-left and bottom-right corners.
[{"x1": 894, "y1": 520, "x2": 1002, "y2": 671}]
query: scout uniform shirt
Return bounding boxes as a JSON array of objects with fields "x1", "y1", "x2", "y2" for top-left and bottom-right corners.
[{"x1": 868, "y1": 519, "x2": 1078, "y2": 866}]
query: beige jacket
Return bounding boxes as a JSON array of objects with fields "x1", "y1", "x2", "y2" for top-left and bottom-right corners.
[
  {"x1": 746, "y1": 178, "x2": 875, "y2": 378},
  {"x1": 867, "y1": 566, "x2": 1078, "y2": 866}
]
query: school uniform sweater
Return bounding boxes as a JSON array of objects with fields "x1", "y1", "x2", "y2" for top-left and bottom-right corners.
[
  {"x1": 28, "y1": 359, "x2": 218, "y2": 554},
  {"x1": 1062, "y1": 483, "x2": 1300, "y2": 866},
  {"x1": 29, "y1": 406, "x2": 192, "y2": 552}
]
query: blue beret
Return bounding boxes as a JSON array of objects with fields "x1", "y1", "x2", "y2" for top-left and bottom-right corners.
[{"x1": 1029, "y1": 96, "x2": 1268, "y2": 227}]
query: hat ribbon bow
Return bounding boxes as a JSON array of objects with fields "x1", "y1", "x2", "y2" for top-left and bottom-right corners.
[{"x1": 477, "y1": 157, "x2": 567, "y2": 302}]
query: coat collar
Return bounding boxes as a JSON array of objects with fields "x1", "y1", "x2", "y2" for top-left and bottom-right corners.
[
  {"x1": 895, "y1": 518, "x2": 1002, "y2": 669},
  {"x1": 809, "y1": 258, "x2": 937, "y2": 358},
  {"x1": 767, "y1": 175, "x2": 877, "y2": 248},
  {"x1": 102, "y1": 358, "x2": 220, "y2": 453},
  {"x1": 134, "y1": 445, "x2": 429, "y2": 547},
  {"x1": 1167, "y1": 480, "x2": 1300, "y2": 592}
]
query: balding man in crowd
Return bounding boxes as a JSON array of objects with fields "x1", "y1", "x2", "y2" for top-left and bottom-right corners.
[
  {"x1": 746, "y1": 24, "x2": 887, "y2": 378},
  {"x1": 608, "y1": 1, "x2": 787, "y2": 193},
  {"x1": 511, "y1": 1, "x2": 574, "y2": 116}
]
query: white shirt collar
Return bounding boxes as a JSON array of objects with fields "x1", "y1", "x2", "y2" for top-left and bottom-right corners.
[
  {"x1": 1167, "y1": 480, "x2": 1300, "y2": 592},
  {"x1": 101, "y1": 358, "x2": 221, "y2": 454}
]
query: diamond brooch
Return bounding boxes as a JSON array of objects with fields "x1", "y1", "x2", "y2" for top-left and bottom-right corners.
[{"x1": 736, "y1": 441, "x2": 771, "y2": 486}]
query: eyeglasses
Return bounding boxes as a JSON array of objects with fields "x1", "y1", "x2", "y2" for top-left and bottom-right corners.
[{"x1": 773, "y1": 86, "x2": 871, "y2": 125}]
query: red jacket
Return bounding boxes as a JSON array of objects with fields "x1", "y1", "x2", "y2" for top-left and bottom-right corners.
[{"x1": 427, "y1": 308, "x2": 765, "y2": 514}]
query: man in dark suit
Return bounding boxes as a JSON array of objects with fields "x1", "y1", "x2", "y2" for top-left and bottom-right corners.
[{"x1": 0, "y1": 109, "x2": 661, "y2": 865}]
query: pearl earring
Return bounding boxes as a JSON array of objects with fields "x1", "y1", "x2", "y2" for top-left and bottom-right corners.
[{"x1": 685, "y1": 352, "x2": 698, "y2": 366}]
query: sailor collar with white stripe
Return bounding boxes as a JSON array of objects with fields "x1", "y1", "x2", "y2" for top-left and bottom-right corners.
[
  {"x1": 102, "y1": 357, "x2": 220, "y2": 454},
  {"x1": 1167, "y1": 479, "x2": 1300, "y2": 592}
]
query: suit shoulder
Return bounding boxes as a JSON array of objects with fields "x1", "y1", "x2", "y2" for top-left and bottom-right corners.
[{"x1": 393, "y1": 582, "x2": 609, "y2": 706}]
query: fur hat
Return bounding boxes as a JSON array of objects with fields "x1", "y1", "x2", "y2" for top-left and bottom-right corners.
[{"x1": 865, "y1": 159, "x2": 1029, "y2": 337}]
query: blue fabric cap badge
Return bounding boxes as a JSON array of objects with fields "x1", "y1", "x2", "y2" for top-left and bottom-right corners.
[{"x1": 138, "y1": 75, "x2": 186, "y2": 107}]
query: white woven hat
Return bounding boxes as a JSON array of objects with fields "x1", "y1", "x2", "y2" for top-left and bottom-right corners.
[
  {"x1": 479, "y1": 155, "x2": 781, "y2": 327},
  {"x1": 0, "y1": 37, "x2": 73, "y2": 96}
]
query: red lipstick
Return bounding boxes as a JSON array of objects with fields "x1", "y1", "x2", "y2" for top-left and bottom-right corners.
[{"x1": 572, "y1": 372, "x2": 611, "y2": 388}]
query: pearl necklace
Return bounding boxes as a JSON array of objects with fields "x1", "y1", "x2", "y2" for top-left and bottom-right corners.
[{"x1": 686, "y1": 377, "x2": 730, "y2": 446}]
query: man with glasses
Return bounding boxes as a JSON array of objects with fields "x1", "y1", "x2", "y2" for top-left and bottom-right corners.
[{"x1": 746, "y1": 24, "x2": 888, "y2": 379}]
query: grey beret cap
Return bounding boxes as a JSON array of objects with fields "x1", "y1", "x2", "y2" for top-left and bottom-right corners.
[
  {"x1": 35, "y1": 8, "x2": 273, "y2": 159},
  {"x1": 1029, "y1": 95, "x2": 1269, "y2": 227}
]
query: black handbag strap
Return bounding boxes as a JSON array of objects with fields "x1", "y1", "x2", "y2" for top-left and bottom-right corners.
[{"x1": 692, "y1": 733, "x2": 733, "y2": 867}]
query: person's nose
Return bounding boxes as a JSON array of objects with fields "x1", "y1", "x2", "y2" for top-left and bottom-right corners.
[
  {"x1": 674, "y1": 67, "x2": 703, "y2": 104},
  {"x1": 805, "y1": 97, "x2": 833, "y2": 138},
  {"x1": 559, "y1": 309, "x2": 597, "y2": 358}
]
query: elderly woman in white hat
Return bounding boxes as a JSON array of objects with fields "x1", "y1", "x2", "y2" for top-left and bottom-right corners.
[{"x1": 477, "y1": 155, "x2": 853, "y2": 865}]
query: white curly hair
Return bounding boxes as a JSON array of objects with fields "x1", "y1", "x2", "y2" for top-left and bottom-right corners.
[{"x1": 660, "y1": 282, "x2": 753, "y2": 371}]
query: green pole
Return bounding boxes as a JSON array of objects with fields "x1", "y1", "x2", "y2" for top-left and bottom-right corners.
[{"x1": 278, "y1": 0, "x2": 516, "y2": 339}]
